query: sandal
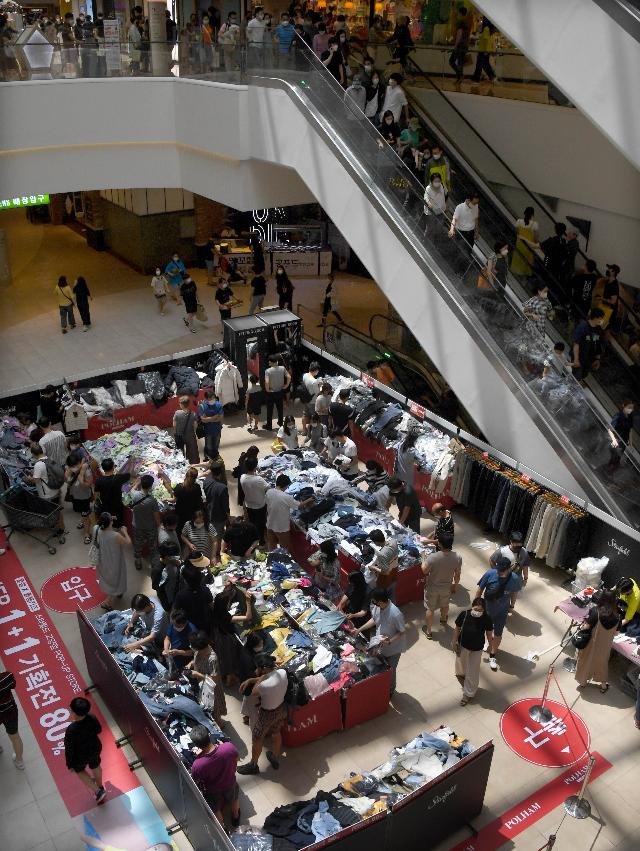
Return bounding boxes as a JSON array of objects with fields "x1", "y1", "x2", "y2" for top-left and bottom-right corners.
[
  {"x1": 460, "y1": 697, "x2": 469, "y2": 706},
  {"x1": 76, "y1": 521, "x2": 85, "y2": 530},
  {"x1": 421, "y1": 626, "x2": 433, "y2": 639},
  {"x1": 599, "y1": 683, "x2": 610, "y2": 694}
]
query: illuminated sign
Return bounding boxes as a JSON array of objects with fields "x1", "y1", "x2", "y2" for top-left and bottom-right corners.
[{"x1": 0, "y1": 195, "x2": 50, "y2": 209}]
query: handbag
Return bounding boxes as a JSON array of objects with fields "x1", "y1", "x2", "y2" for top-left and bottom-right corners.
[
  {"x1": 88, "y1": 527, "x2": 100, "y2": 568},
  {"x1": 571, "y1": 624, "x2": 593, "y2": 650},
  {"x1": 195, "y1": 303, "x2": 208, "y2": 323}
]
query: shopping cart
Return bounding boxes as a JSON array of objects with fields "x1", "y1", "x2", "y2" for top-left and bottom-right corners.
[{"x1": 0, "y1": 484, "x2": 65, "y2": 554}]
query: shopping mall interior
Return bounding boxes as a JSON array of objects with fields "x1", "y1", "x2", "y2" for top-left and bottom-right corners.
[{"x1": 1, "y1": 2, "x2": 640, "y2": 851}]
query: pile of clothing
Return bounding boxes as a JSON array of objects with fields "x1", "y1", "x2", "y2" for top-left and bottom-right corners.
[
  {"x1": 214, "y1": 550, "x2": 388, "y2": 702},
  {"x1": 250, "y1": 726, "x2": 473, "y2": 850},
  {"x1": 91, "y1": 609, "x2": 226, "y2": 767},
  {"x1": 0, "y1": 416, "x2": 31, "y2": 488},
  {"x1": 75, "y1": 376, "x2": 152, "y2": 416},
  {"x1": 85, "y1": 425, "x2": 192, "y2": 505}
]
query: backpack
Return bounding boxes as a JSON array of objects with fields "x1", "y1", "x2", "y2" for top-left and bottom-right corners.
[
  {"x1": 44, "y1": 459, "x2": 65, "y2": 491},
  {"x1": 295, "y1": 382, "x2": 312, "y2": 404}
]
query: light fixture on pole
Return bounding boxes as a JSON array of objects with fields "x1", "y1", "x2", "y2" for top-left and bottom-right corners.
[
  {"x1": 529, "y1": 665, "x2": 554, "y2": 723},
  {"x1": 564, "y1": 756, "x2": 596, "y2": 819}
]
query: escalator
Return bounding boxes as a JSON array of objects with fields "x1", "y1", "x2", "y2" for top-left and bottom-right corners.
[
  {"x1": 246, "y1": 46, "x2": 640, "y2": 525},
  {"x1": 403, "y1": 51, "x2": 640, "y2": 428},
  {"x1": 471, "y1": 0, "x2": 640, "y2": 170}
]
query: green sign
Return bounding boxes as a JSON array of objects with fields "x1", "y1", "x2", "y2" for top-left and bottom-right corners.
[{"x1": 0, "y1": 194, "x2": 50, "y2": 209}]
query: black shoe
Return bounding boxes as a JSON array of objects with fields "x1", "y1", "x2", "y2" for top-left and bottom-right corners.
[
  {"x1": 261, "y1": 424, "x2": 273, "y2": 431},
  {"x1": 95, "y1": 786, "x2": 107, "y2": 805},
  {"x1": 266, "y1": 750, "x2": 279, "y2": 770},
  {"x1": 231, "y1": 811, "x2": 241, "y2": 828},
  {"x1": 237, "y1": 762, "x2": 259, "y2": 775}
]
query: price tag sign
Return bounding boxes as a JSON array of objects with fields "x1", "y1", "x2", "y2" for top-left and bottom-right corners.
[
  {"x1": 482, "y1": 452, "x2": 489, "y2": 459},
  {"x1": 408, "y1": 400, "x2": 425, "y2": 420},
  {"x1": 360, "y1": 372, "x2": 375, "y2": 388},
  {"x1": 559, "y1": 495, "x2": 570, "y2": 505},
  {"x1": 521, "y1": 474, "x2": 531, "y2": 483}
]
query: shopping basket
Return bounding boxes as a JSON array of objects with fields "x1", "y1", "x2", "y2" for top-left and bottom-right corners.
[{"x1": 0, "y1": 484, "x2": 65, "y2": 554}]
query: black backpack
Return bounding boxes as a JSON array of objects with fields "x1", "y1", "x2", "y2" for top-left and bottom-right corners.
[{"x1": 295, "y1": 382, "x2": 312, "y2": 404}]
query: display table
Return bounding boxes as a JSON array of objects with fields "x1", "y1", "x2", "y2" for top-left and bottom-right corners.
[
  {"x1": 282, "y1": 688, "x2": 343, "y2": 747},
  {"x1": 555, "y1": 595, "x2": 640, "y2": 666},
  {"x1": 351, "y1": 424, "x2": 457, "y2": 512}
]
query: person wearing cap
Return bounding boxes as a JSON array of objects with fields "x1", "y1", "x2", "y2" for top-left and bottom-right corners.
[
  {"x1": 388, "y1": 477, "x2": 421, "y2": 533},
  {"x1": 490, "y1": 532, "x2": 530, "y2": 610},
  {"x1": 476, "y1": 557, "x2": 522, "y2": 671}
]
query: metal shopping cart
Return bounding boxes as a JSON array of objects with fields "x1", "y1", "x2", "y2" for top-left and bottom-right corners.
[{"x1": 0, "y1": 485, "x2": 66, "y2": 555}]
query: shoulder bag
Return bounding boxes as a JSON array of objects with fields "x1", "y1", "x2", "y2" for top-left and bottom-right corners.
[{"x1": 88, "y1": 527, "x2": 100, "y2": 567}]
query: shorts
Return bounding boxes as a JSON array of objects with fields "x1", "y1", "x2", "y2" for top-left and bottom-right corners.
[
  {"x1": 0, "y1": 705, "x2": 19, "y2": 735},
  {"x1": 204, "y1": 781, "x2": 239, "y2": 812},
  {"x1": 72, "y1": 498, "x2": 91, "y2": 516},
  {"x1": 71, "y1": 753, "x2": 101, "y2": 772},
  {"x1": 247, "y1": 397, "x2": 262, "y2": 415},
  {"x1": 154, "y1": 293, "x2": 167, "y2": 300},
  {"x1": 487, "y1": 604, "x2": 509, "y2": 636},
  {"x1": 424, "y1": 584, "x2": 451, "y2": 611},
  {"x1": 252, "y1": 703, "x2": 287, "y2": 741},
  {"x1": 303, "y1": 401, "x2": 315, "y2": 418}
]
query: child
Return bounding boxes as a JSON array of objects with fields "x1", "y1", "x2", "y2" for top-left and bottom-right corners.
[
  {"x1": 163, "y1": 609, "x2": 197, "y2": 674},
  {"x1": 64, "y1": 697, "x2": 106, "y2": 805},
  {"x1": 246, "y1": 374, "x2": 263, "y2": 433},
  {"x1": 304, "y1": 413, "x2": 328, "y2": 452},
  {"x1": 314, "y1": 382, "x2": 333, "y2": 427},
  {"x1": 277, "y1": 415, "x2": 299, "y2": 450}
]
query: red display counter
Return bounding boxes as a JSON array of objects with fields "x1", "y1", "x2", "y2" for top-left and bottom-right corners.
[
  {"x1": 414, "y1": 468, "x2": 456, "y2": 513},
  {"x1": 338, "y1": 550, "x2": 424, "y2": 606},
  {"x1": 83, "y1": 394, "x2": 192, "y2": 439},
  {"x1": 343, "y1": 668, "x2": 392, "y2": 730},
  {"x1": 282, "y1": 687, "x2": 343, "y2": 747},
  {"x1": 351, "y1": 424, "x2": 395, "y2": 473}
]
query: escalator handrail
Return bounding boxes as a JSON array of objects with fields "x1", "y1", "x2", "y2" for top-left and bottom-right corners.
[{"x1": 592, "y1": 0, "x2": 640, "y2": 44}]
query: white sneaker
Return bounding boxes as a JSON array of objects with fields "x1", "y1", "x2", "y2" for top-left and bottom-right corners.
[
  {"x1": 13, "y1": 754, "x2": 25, "y2": 770},
  {"x1": 489, "y1": 656, "x2": 498, "y2": 671}
]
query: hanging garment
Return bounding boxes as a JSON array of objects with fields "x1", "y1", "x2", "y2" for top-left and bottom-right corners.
[{"x1": 214, "y1": 361, "x2": 244, "y2": 405}]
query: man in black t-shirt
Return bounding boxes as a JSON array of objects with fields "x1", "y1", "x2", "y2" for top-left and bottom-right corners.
[
  {"x1": 249, "y1": 274, "x2": 267, "y2": 314},
  {"x1": 572, "y1": 308, "x2": 605, "y2": 381},
  {"x1": 222, "y1": 517, "x2": 259, "y2": 559},
  {"x1": 94, "y1": 458, "x2": 130, "y2": 526},
  {"x1": 329, "y1": 388, "x2": 354, "y2": 435},
  {"x1": 388, "y1": 477, "x2": 422, "y2": 533},
  {"x1": 600, "y1": 263, "x2": 621, "y2": 329},
  {"x1": 570, "y1": 259, "x2": 598, "y2": 319},
  {"x1": 202, "y1": 462, "x2": 230, "y2": 537},
  {"x1": 215, "y1": 279, "x2": 240, "y2": 321},
  {"x1": 607, "y1": 399, "x2": 635, "y2": 474},
  {"x1": 64, "y1": 697, "x2": 106, "y2": 805},
  {"x1": 452, "y1": 598, "x2": 494, "y2": 705}
]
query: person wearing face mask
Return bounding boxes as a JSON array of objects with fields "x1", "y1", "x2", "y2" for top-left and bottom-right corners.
[
  {"x1": 165, "y1": 253, "x2": 186, "y2": 301},
  {"x1": 424, "y1": 144, "x2": 451, "y2": 193},
  {"x1": 321, "y1": 37, "x2": 347, "y2": 87},
  {"x1": 449, "y1": 194, "x2": 480, "y2": 274},
  {"x1": 381, "y1": 72, "x2": 408, "y2": 125},
  {"x1": 247, "y1": 7, "x2": 268, "y2": 64},
  {"x1": 361, "y1": 57, "x2": 375, "y2": 82},
  {"x1": 522, "y1": 283, "x2": 554, "y2": 336},
  {"x1": 380, "y1": 110, "x2": 400, "y2": 146},
  {"x1": 423, "y1": 172, "x2": 447, "y2": 241},
  {"x1": 452, "y1": 598, "x2": 494, "y2": 705},
  {"x1": 485, "y1": 241, "x2": 511, "y2": 291},
  {"x1": 215, "y1": 276, "x2": 241, "y2": 321},
  {"x1": 364, "y1": 71, "x2": 385, "y2": 124},
  {"x1": 150, "y1": 268, "x2": 170, "y2": 313},
  {"x1": 490, "y1": 532, "x2": 530, "y2": 610},
  {"x1": 312, "y1": 21, "x2": 330, "y2": 57},
  {"x1": 182, "y1": 508, "x2": 217, "y2": 562},
  {"x1": 607, "y1": 399, "x2": 635, "y2": 475},
  {"x1": 274, "y1": 265, "x2": 294, "y2": 310}
]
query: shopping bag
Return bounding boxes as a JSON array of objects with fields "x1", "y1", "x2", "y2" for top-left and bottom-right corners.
[{"x1": 196, "y1": 303, "x2": 208, "y2": 322}]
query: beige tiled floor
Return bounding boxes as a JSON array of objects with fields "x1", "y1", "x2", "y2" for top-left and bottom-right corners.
[
  {"x1": 0, "y1": 211, "x2": 389, "y2": 395},
  {"x1": 1, "y1": 212, "x2": 639, "y2": 850}
]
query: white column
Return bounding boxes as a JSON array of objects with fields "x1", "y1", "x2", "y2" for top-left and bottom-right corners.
[{"x1": 148, "y1": 0, "x2": 168, "y2": 76}]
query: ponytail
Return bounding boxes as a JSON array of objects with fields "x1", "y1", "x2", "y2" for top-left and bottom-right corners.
[{"x1": 98, "y1": 511, "x2": 112, "y2": 530}]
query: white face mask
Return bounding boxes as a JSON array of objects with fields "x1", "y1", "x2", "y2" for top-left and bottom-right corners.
[
  {"x1": 501, "y1": 249, "x2": 509, "y2": 257},
  {"x1": 432, "y1": 153, "x2": 441, "y2": 159},
  {"x1": 194, "y1": 521, "x2": 204, "y2": 529},
  {"x1": 155, "y1": 269, "x2": 161, "y2": 276},
  {"x1": 432, "y1": 181, "x2": 441, "y2": 189},
  {"x1": 470, "y1": 609, "x2": 483, "y2": 618}
]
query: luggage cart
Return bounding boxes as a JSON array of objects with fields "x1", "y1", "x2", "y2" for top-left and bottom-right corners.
[{"x1": 0, "y1": 485, "x2": 65, "y2": 555}]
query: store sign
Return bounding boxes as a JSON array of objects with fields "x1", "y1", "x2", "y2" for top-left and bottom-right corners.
[
  {"x1": 40, "y1": 567, "x2": 106, "y2": 614},
  {"x1": 500, "y1": 698, "x2": 590, "y2": 767},
  {"x1": 408, "y1": 400, "x2": 425, "y2": 420},
  {"x1": 0, "y1": 194, "x2": 49, "y2": 209},
  {"x1": 361, "y1": 372, "x2": 375, "y2": 388},
  {"x1": 270, "y1": 250, "x2": 320, "y2": 276}
]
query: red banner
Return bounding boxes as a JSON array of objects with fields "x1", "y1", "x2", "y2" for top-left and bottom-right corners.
[
  {"x1": 449, "y1": 752, "x2": 612, "y2": 850},
  {"x1": 0, "y1": 535, "x2": 139, "y2": 817},
  {"x1": 408, "y1": 400, "x2": 426, "y2": 420}
]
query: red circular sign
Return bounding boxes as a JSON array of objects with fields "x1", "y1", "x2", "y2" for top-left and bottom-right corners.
[
  {"x1": 500, "y1": 698, "x2": 590, "y2": 768},
  {"x1": 40, "y1": 567, "x2": 107, "y2": 613}
]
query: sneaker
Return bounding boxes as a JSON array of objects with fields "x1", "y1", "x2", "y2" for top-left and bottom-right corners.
[
  {"x1": 82, "y1": 326, "x2": 89, "y2": 332},
  {"x1": 421, "y1": 626, "x2": 433, "y2": 639},
  {"x1": 237, "y1": 762, "x2": 259, "y2": 775},
  {"x1": 13, "y1": 755, "x2": 25, "y2": 770},
  {"x1": 261, "y1": 424, "x2": 273, "y2": 431},
  {"x1": 76, "y1": 521, "x2": 85, "y2": 530},
  {"x1": 191, "y1": 328, "x2": 197, "y2": 333},
  {"x1": 266, "y1": 750, "x2": 280, "y2": 770},
  {"x1": 489, "y1": 656, "x2": 498, "y2": 671},
  {"x1": 95, "y1": 786, "x2": 107, "y2": 805}
]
